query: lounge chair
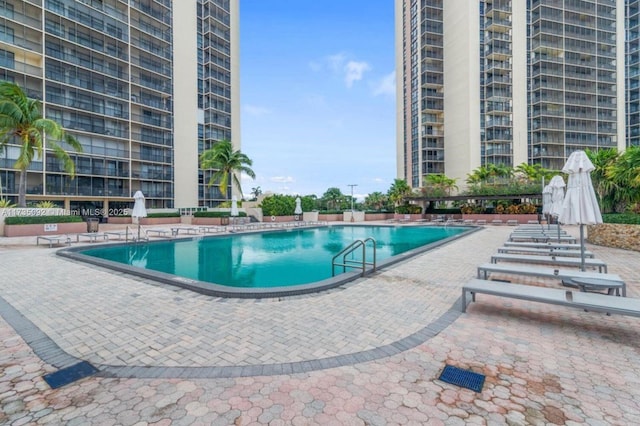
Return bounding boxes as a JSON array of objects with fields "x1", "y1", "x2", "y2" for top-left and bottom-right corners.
[
  {"x1": 503, "y1": 241, "x2": 583, "y2": 250},
  {"x1": 489, "y1": 253, "x2": 608, "y2": 272},
  {"x1": 509, "y1": 234, "x2": 577, "y2": 243},
  {"x1": 476, "y1": 262, "x2": 623, "y2": 284},
  {"x1": 170, "y1": 226, "x2": 199, "y2": 236},
  {"x1": 461, "y1": 279, "x2": 639, "y2": 316},
  {"x1": 497, "y1": 246, "x2": 594, "y2": 258},
  {"x1": 36, "y1": 235, "x2": 72, "y2": 248},
  {"x1": 490, "y1": 253, "x2": 607, "y2": 272}
]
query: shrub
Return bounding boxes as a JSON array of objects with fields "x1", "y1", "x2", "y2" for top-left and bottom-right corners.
[
  {"x1": 395, "y1": 204, "x2": 422, "y2": 214},
  {"x1": 5, "y1": 215, "x2": 83, "y2": 225},
  {"x1": 146, "y1": 212, "x2": 180, "y2": 218},
  {"x1": 193, "y1": 211, "x2": 247, "y2": 218},
  {"x1": 602, "y1": 213, "x2": 640, "y2": 225}
]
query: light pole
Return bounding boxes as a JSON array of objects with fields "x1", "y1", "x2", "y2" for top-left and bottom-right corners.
[{"x1": 348, "y1": 183, "x2": 358, "y2": 213}]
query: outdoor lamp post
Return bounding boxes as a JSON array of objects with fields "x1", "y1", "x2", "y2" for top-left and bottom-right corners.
[{"x1": 348, "y1": 184, "x2": 357, "y2": 212}]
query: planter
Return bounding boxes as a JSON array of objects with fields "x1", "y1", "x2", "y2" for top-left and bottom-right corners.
[
  {"x1": 4, "y1": 222, "x2": 86, "y2": 237},
  {"x1": 107, "y1": 216, "x2": 132, "y2": 224},
  {"x1": 462, "y1": 214, "x2": 539, "y2": 224},
  {"x1": 139, "y1": 217, "x2": 181, "y2": 225}
]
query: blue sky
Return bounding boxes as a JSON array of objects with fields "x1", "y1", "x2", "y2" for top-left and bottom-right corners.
[{"x1": 239, "y1": 1, "x2": 396, "y2": 201}]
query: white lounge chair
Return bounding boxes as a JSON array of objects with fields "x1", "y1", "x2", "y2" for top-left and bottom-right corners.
[
  {"x1": 497, "y1": 246, "x2": 594, "y2": 258},
  {"x1": 489, "y1": 253, "x2": 608, "y2": 272},
  {"x1": 461, "y1": 279, "x2": 639, "y2": 316}
]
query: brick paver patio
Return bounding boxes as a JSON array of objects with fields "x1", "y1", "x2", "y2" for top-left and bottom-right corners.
[{"x1": 1, "y1": 224, "x2": 639, "y2": 425}]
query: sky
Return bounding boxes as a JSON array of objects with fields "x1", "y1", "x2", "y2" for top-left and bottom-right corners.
[{"x1": 239, "y1": 1, "x2": 397, "y2": 201}]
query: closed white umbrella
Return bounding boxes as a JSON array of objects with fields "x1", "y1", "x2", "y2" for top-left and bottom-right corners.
[
  {"x1": 558, "y1": 151, "x2": 603, "y2": 271},
  {"x1": 548, "y1": 175, "x2": 566, "y2": 241},
  {"x1": 294, "y1": 197, "x2": 303, "y2": 216},
  {"x1": 132, "y1": 190, "x2": 147, "y2": 241}
]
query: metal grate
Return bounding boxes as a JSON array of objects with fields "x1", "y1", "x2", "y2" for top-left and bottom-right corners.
[
  {"x1": 43, "y1": 361, "x2": 98, "y2": 389},
  {"x1": 438, "y1": 364, "x2": 485, "y2": 392}
]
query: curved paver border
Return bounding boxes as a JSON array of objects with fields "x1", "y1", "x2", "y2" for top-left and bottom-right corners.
[{"x1": 0, "y1": 292, "x2": 462, "y2": 379}]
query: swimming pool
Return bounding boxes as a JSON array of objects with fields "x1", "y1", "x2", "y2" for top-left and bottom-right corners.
[{"x1": 60, "y1": 225, "x2": 476, "y2": 297}]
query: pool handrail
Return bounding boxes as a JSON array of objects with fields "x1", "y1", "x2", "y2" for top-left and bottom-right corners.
[{"x1": 332, "y1": 237, "x2": 377, "y2": 277}]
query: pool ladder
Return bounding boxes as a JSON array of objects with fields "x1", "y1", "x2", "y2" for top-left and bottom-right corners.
[{"x1": 332, "y1": 237, "x2": 377, "y2": 277}]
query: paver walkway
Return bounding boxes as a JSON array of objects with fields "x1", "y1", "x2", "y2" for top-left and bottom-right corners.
[{"x1": 1, "y1": 224, "x2": 639, "y2": 425}]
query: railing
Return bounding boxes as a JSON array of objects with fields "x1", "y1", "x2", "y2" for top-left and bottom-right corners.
[{"x1": 332, "y1": 238, "x2": 376, "y2": 277}]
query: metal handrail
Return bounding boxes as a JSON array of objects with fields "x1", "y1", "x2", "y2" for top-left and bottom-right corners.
[{"x1": 332, "y1": 237, "x2": 377, "y2": 277}]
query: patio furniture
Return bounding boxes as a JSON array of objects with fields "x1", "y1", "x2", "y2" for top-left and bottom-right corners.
[
  {"x1": 497, "y1": 246, "x2": 594, "y2": 258},
  {"x1": 503, "y1": 241, "x2": 583, "y2": 250},
  {"x1": 477, "y1": 262, "x2": 621, "y2": 282},
  {"x1": 490, "y1": 253, "x2": 608, "y2": 272},
  {"x1": 145, "y1": 229, "x2": 171, "y2": 238},
  {"x1": 36, "y1": 235, "x2": 72, "y2": 248},
  {"x1": 461, "y1": 279, "x2": 640, "y2": 317},
  {"x1": 508, "y1": 234, "x2": 577, "y2": 243},
  {"x1": 170, "y1": 226, "x2": 199, "y2": 236},
  {"x1": 562, "y1": 277, "x2": 626, "y2": 297},
  {"x1": 76, "y1": 232, "x2": 108, "y2": 243}
]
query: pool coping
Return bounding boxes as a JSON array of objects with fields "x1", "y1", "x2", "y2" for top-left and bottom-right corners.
[{"x1": 56, "y1": 224, "x2": 480, "y2": 299}]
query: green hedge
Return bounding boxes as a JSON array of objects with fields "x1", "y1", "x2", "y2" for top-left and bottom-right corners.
[
  {"x1": 146, "y1": 212, "x2": 180, "y2": 218},
  {"x1": 602, "y1": 213, "x2": 640, "y2": 225},
  {"x1": 5, "y1": 215, "x2": 83, "y2": 225},
  {"x1": 193, "y1": 211, "x2": 247, "y2": 218}
]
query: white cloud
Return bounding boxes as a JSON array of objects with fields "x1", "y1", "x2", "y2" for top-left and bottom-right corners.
[
  {"x1": 244, "y1": 105, "x2": 272, "y2": 117},
  {"x1": 327, "y1": 53, "x2": 347, "y2": 72},
  {"x1": 344, "y1": 61, "x2": 371, "y2": 88},
  {"x1": 312, "y1": 53, "x2": 371, "y2": 88},
  {"x1": 270, "y1": 176, "x2": 295, "y2": 183},
  {"x1": 372, "y1": 71, "x2": 396, "y2": 96}
]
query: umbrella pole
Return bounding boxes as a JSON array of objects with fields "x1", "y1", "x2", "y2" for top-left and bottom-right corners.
[
  {"x1": 137, "y1": 223, "x2": 141, "y2": 242},
  {"x1": 557, "y1": 219, "x2": 560, "y2": 243},
  {"x1": 579, "y1": 224, "x2": 585, "y2": 272}
]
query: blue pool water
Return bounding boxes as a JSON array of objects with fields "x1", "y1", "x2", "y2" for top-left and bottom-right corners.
[{"x1": 79, "y1": 225, "x2": 468, "y2": 289}]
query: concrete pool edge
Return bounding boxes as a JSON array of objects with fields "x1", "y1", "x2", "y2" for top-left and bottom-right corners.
[{"x1": 56, "y1": 225, "x2": 481, "y2": 299}]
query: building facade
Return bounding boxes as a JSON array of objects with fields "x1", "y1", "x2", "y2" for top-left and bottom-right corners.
[
  {"x1": 396, "y1": 0, "x2": 629, "y2": 190},
  {"x1": 0, "y1": 0, "x2": 238, "y2": 212}
]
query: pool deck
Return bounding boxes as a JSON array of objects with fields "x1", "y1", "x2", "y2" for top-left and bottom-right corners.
[{"x1": 1, "y1": 222, "x2": 639, "y2": 424}]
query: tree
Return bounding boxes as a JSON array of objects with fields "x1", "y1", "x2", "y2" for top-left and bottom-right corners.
[
  {"x1": 199, "y1": 139, "x2": 255, "y2": 199},
  {"x1": 423, "y1": 173, "x2": 458, "y2": 196},
  {"x1": 250, "y1": 186, "x2": 262, "y2": 201},
  {"x1": 363, "y1": 191, "x2": 388, "y2": 211},
  {"x1": 0, "y1": 81, "x2": 83, "y2": 207},
  {"x1": 387, "y1": 179, "x2": 412, "y2": 206},
  {"x1": 321, "y1": 187, "x2": 344, "y2": 210},
  {"x1": 607, "y1": 146, "x2": 640, "y2": 211},
  {"x1": 585, "y1": 148, "x2": 620, "y2": 213}
]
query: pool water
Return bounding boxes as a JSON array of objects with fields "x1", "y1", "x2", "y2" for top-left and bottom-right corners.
[{"x1": 80, "y1": 225, "x2": 467, "y2": 289}]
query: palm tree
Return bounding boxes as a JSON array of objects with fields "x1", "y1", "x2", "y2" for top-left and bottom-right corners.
[
  {"x1": 387, "y1": 179, "x2": 412, "y2": 206},
  {"x1": 585, "y1": 148, "x2": 619, "y2": 213},
  {"x1": 0, "y1": 81, "x2": 82, "y2": 207},
  {"x1": 607, "y1": 146, "x2": 640, "y2": 211},
  {"x1": 321, "y1": 187, "x2": 344, "y2": 210},
  {"x1": 364, "y1": 191, "x2": 388, "y2": 211},
  {"x1": 423, "y1": 173, "x2": 458, "y2": 196},
  {"x1": 199, "y1": 139, "x2": 255, "y2": 199}
]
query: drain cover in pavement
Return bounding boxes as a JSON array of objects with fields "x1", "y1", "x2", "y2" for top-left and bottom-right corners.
[
  {"x1": 438, "y1": 364, "x2": 485, "y2": 392},
  {"x1": 43, "y1": 361, "x2": 98, "y2": 389}
]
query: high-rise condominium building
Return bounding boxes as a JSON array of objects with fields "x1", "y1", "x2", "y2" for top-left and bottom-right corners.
[
  {"x1": 0, "y1": 0, "x2": 239, "y2": 211},
  {"x1": 396, "y1": 0, "x2": 629, "y2": 190}
]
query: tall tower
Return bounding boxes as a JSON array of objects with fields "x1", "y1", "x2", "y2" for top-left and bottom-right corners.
[
  {"x1": 396, "y1": 0, "x2": 628, "y2": 190},
  {"x1": 0, "y1": 0, "x2": 239, "y2": 210}
]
